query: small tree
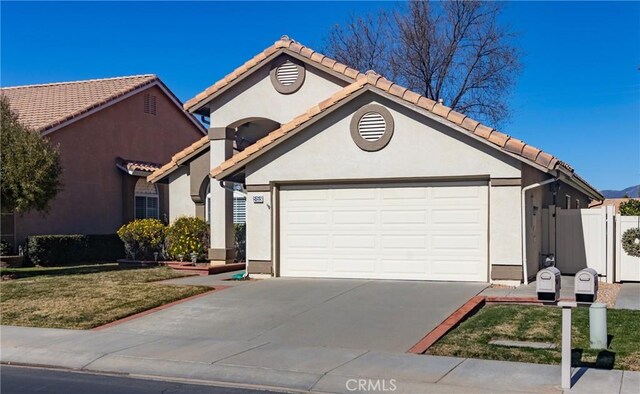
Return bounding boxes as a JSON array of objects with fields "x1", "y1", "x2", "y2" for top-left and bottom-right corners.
[
  {"x1": 1, "y1": 95, "x2": 62, "y2": 213},
  {"x1": 620, "y1": 199, "x2": 640, "y2": 216}
]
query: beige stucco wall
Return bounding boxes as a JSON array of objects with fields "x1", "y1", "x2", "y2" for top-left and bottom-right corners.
[
  {"x1": 489, "y1": 184, "x2": 522, "y2": 267},
  {"x1": 247, "y1": 93, "x2": 521, "y2": 183},
  {"x1": 209, "y1": 57, "x2": 349, "y2": 128},
  {"x1": 246, "y1": 191, "x2": 272, "y2": 262},
  {"x1": 244, "y1": 92, "x2": 525, "y2": 272},
  {"x1": 168, "y1": 167, "x2": 196, "y2": 222}
]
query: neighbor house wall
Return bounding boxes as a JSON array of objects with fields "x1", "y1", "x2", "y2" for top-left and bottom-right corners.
[
  {"x1": 243, "y1": 92, "x2": 523, "y2": 274},
  {"x1": 14, "y1": 85, "x2": 204, "y2": 246}
]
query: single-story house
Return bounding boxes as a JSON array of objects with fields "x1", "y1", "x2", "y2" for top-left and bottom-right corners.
[
  {"x1": 1, "y1": 75, "x2": 206, "y2": 251},
  {"x1": 149, "y1": 36, "x2": 603, "y2": 283}
]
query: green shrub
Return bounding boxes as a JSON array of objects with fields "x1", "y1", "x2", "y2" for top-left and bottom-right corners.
[
  {"x1": 26, "y1": 234, "x2": 124, "y2": 266},
  {"x1": 620, "y1": 199, "x2": 640, "y2": 216},
  {"x1": 235, "y1": 223, "x2": 246, "y2": 262},
  {"x1": 117, "y1": 219, "x2": 165, "y2": 260},
  {"x1": 1, "y1": 239, "x2": 11, "y2": 256},
  {"x1": 165, "y1": 217, "x2": 209, "y2": 261}
]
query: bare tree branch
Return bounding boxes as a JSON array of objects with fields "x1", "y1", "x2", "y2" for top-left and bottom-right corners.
[{"x1": 323, "y1": 0, "x2": 522, "y2": 126}]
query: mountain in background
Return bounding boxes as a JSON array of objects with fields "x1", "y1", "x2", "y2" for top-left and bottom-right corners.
[{"x1": 601, "y1": 184, "x2": 640, "y2": 198}]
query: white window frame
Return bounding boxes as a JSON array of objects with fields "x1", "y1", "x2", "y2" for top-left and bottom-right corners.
[{"x1": 134, "y1": 179, "x2": 159, "y2": 219}]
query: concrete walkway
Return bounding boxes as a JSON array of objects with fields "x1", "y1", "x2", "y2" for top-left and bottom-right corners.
[
  {"x1": 615, "y1": 283, "x2": 640, "y2": 310},
  {"x1": 1, "y1": 325, "x2": 637, "y2": 393},
  {"x1": 480, "y1": 276, "x2": 576, "y2": 299}
]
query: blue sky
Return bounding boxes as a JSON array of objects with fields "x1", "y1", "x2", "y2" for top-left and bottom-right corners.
[{"x1": 2, "y1": 1, "x2": 638, "y2": 191}]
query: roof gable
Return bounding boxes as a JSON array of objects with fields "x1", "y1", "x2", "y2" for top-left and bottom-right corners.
[
  {"x1": 210, "y1": 72, "x2": 601, "y2": 199},
  {"x1": 184, "y1": 36, "x2": 365, "y2": 114},
  {"x1": 1, "y1": 75, "x2": 206, "y2": 136}
]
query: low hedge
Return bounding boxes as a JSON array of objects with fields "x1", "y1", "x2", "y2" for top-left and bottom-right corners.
[{"x1": 26, "y1": 234, "x2": 124, "y2": 266}]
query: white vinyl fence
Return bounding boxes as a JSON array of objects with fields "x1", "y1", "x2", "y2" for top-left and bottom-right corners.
[{"x1": 542, "y1": 205, "x2": 638, "y2": 283}]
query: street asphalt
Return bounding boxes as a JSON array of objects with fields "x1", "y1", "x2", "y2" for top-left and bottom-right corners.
[{"x1": 0, "y1": 365, "x2": 280, "y2": 394}]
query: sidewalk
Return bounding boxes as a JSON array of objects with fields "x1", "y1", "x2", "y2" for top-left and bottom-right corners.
[{"x1": 1, "y1": 325, "x2": 637, "y2": 393}]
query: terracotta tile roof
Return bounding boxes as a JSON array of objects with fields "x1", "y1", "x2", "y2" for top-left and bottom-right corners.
[
  {"x1": 147, "y1": 136, "x2": 209, "y2": 182},
  {"x1": 116, "y1": 158, "x2": 162, "y2": 174},
  {"x1": 1, "y1": 75, "x2": 158, "y2": 133},
  {"x1": 184, "y1": 36, "x2": 365, "y2": 112},
  {"x1": 589, "y1": 198, "x2": 639, "y2": 213},
  {"x1": 210, "y1": 72, "x2": 588, "y2": 189}
]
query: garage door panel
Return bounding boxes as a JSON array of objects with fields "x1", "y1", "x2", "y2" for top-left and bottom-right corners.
[
  {"x1": 334, "y1": 235, "x2": 376, "y2": 249},
  {"x1": 380, "y1": 210, "x2": 428, "y2": 224},
  {"x1": 332, "y1": 259, "x2": 376, "y2": 273},
  {"x1": 333, "y1": 188, "x2": 377, "y2": 200},
  {"x1": 286, "y1": 235, "x2": 329, "y2": 249},
  {"x1": 280, "y1": 183, "x2": 488, "y2": 282},
  {"x1": 333, "y1": 210, "x2": 377, "y2": 224},
  {"x1": 432, "y1": 234, "x2": 482, "y2": 250},
  {"x1": 380, "y1": 260, "x2": 429, "y2": 274},
  {"x1": 381, "y1": 235, "x2": 427, "y2": 249}
]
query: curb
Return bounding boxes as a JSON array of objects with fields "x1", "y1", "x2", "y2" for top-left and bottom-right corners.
[{"x1": 407, "y1": 295, "x2": 486, "y2": 354}]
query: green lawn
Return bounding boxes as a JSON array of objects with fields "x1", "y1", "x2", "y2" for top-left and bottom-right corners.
[
  {"x1": 427, "y1": 305, "x2": 640, "y2": 371},
  {"x1": 1, "y1": 265, "x2": 211, "y2": 329}
]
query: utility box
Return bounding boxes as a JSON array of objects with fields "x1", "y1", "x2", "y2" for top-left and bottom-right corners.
[
  {"x1": 537, "y1": 267, "x2": 561, "y2": 302},
  {"x1": 575, "y1": 268, "x2": 598, "y2": 303}
]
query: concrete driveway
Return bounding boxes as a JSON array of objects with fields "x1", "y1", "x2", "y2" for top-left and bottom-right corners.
[{"x1": 105, "y1": 278, "x2": 486, "y2": 352}]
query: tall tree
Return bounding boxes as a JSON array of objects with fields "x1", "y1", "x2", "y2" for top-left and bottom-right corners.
[
  {"x1": 324, "y1": 1, "x2": 521, "y2": 125},
  {"x1": 1, "y1": 95, "x2": 62, "y2": 213}
]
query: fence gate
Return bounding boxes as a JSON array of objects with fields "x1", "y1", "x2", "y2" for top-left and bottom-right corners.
[
  {"x1": 616, "y1": 215, "x2": 640, "y2": 282},
  {"x1": 555, "y1": 207, "x2": 609, "y2": 276}
]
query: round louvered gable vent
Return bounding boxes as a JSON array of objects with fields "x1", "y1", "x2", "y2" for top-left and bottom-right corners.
[
  {"x1": 270, "y1": 58, "x2": 306, "y2": 94},
  {"x1": 358, "y1": 112, "x2": 386, "y2": 141},
  {"x1": 276, "y1": 61, "x2": 299, "y2": 86},
  {"x1": 350, "y1": 104, "x2": 395, "y2": 151}
]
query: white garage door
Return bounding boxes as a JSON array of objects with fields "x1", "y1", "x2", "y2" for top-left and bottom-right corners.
[{"x1": 279, "y1": 182, "x2": 488, "y2": 281}]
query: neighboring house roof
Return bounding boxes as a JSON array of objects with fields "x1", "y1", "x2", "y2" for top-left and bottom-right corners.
[
  {"x1": 116, "y1": 157, "x2": 162, "y2": 176},
  {"x1": 589, "y1": 198, "x2": 639, "y2": 213},
  {"x1": 210, "y1": 71, "x2": 602, "y2": 200},
  {"x1": 147, "y1": 136, "x2": 210, "y2": 183},
  {"x1": 184, "y1": 36, "x2": 364, "y2": 113},
  {"x1": 1, "y1": 75, "x2": 206, "y2": 136}
]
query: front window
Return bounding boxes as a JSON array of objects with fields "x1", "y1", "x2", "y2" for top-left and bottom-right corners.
[{"x1": 135, "y1": 178, "x2": 159, "y2": 219}]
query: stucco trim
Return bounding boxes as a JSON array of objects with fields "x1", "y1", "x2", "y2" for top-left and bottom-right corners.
[
  {"x1": 209, "y1": 127, "x2": 235, "y2": 141},
  {"x1": 248, "y1": 261, "x2": 273, "y2": 274},
  {"x1": 269, "y1": 175, "x2": 490, "y2": 187},
  {"x1": 246, "y1": 185, "x2": 271, "y2": 192},
  {"x1": 208, "y1": 248, "x2": 235, "y2": 261},
  {"x1": 349, "y1": 104, "x2": 395, "y2": 152},
  {"x1": 491, "y1": 178, "x2": 522, "y2": 186},
  {"x1": 270, "y1": 57, "x2": 306, "y2": 94},
  {"x1": 491, "y1": 265, "x2": 523, "y2": 281}
]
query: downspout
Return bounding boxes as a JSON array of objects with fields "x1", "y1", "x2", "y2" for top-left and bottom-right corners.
[
  {"x1": 219, "y1": 181, "x2": 249, "y2": 278},
  {"x1": 521, "y1": 177, "x2": 557, "y2": 285}
]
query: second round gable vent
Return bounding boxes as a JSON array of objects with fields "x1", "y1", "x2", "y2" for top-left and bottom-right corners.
[
  {"x1": 276, "y1": 61, "x2": 299, "y2": 86},
  {"x1": 358, "y1": 112, "x2": 386, "y2": 141}
]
